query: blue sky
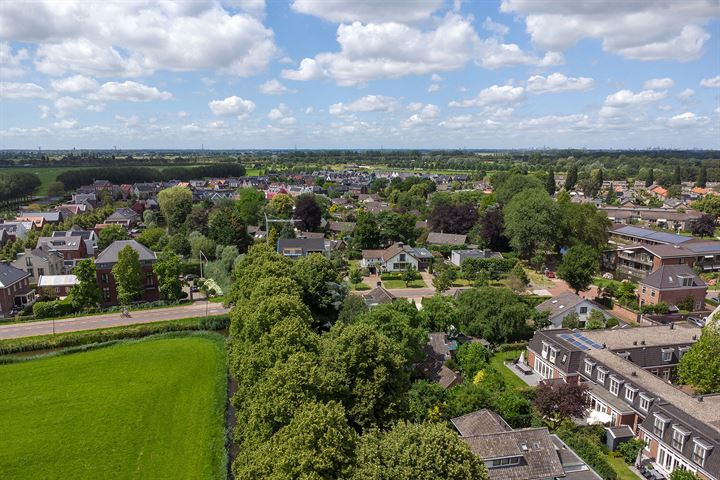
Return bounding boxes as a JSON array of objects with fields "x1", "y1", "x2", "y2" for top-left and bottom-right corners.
[{"x1": 1, "y1": 0, "x2": 719, "y2": 149}]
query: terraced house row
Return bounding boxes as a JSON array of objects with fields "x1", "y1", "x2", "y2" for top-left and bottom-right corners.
[{"x1": 527, "y1": 323, "x2": 719, "y2": 479}]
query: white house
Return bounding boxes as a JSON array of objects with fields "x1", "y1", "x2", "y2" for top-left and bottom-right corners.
[
  {"x1": 535, "y1": 291, "x2": 617, "y2": 328},
  {"x1": 450, "y1": 249, "x2": 503, "y2": 267},
  {"x1": 361, "y1": 243, "x2": 433, "y2": 273}
]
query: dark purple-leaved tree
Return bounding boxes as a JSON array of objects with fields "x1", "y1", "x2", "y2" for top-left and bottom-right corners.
[{"x1": 533, "y1": 381, "x2": 589, "y2": 429}]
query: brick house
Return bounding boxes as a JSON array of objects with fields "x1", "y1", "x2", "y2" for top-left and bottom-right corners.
[
  {"x1": 638, "y1": 265, "x2": 707, "y2": 311},
  {"x1": 361, "y1": 242, "x2": 433, "y2": 272},
  {"x1": 94, "y1": 240, "x2": 158, "y2": 306},
  {"x1": 11, "y1": 247, "x2": 65, "y2": 283},
  {"x1": 0, "y1": 262, "x2": 36, "y2": 317},
  {"x1": 525, "y1": 324, "x2": 720, "y2": 479}
]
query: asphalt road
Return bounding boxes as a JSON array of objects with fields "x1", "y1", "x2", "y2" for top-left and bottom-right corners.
[{"x1": 0, "y1": 302, "x2": 231, "y2": 340}]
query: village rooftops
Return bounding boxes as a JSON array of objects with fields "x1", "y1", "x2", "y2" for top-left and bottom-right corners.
[
  {"x1": 427, "y1": 231, "x2": 467, "y2": 245},
  {"x1": 610, "y1": 225, "x2": 694, "y2": 246},
  {"x1": 451, "y1": 409, "x2": 511, "y2": 436},
  {"x1": 0, "y1": 262, "x2": 29, "y2": 287},
  {"x1": 535, "y1": 291, "x2": 589, "y2": 318},
  {"x1": 95, "y1": 240, "x2": 156, "y2": 265}
]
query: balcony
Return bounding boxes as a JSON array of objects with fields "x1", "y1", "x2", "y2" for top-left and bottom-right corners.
[{"x1": 618, "y1": 251, "x2": 653, "y2": 266}]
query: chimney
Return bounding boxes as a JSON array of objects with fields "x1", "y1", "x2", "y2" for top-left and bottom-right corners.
[
  {"x1": 641, "y1": 340, "x2": 645, "y2": 345},
  {"x1": 633, "y1": 341, "x2": 637, "y2": 345},
  {"x1": 692, "y1": 335, "x2": 697, "y2": 340},
  {"x1": 376, "y1": 281, "x2": 382, "y2": 287},
  {"x1": 670, "y1": 323, "x2": 675, "y2": 330},
  {"x1": 698, "y1": 396, "x2": 704, "y2": 402}
]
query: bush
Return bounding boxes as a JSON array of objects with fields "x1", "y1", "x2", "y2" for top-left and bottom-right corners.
[
  {"x1": 617, "y1": 438, "x2": 645, "y2": 464},
  {"x1": 32, "y1": 300, "x2": 76, "y2": 319},
  {"x1": 462, "y1": 257, "x2": 517, "y2": 281},
  {"x1": 496, "y1": 341, "x2": 529, "y2": 352},
  {"x1": 556, "y1": 426, "x2": 617, "y2": 480},
  {"x1": 0, "y1": 315, "x2": 229, "y2": 356},
  {"x1": 380, "y1": 273, "x2": 403, "y2": 280}
]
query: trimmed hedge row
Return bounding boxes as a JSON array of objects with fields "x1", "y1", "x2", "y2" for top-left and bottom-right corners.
[
  {"x1": 557, "y1": 428, "x2": 617, "y2": 480},
  {"x1": 0, "y1": 314, "x2": 229, "y2": 356},
  {"x1": 33, "y1": 300, "x2": 75, "y2": 319},
  {"x1": 496, "y1": 341, "x2": 529, "y2": 352}
]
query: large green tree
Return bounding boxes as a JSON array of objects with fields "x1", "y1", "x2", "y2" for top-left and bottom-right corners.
[
  {"x1": 236, "y1": 187, "x2": 266, "y2": 225},
  {"x1": 112, "y1": 245, "x2": 144, "y2": 305},
  {"x1": 495, "y1": 174, "x2": 544, "y2": 205},
  {"x1": 353, "y1": 211, "x2": 381, "y2": 249},
  {"x1": 266, "y1": 193, "x2": 294, "y2": 219},
  {"x1": 503, "y1": 188, "x2": 559, "y2": 259},
  {"x1": 353, "y1": 421, "x2": 488, "y2": 480},
  {"x1": 294, "y1": 193, "x2": 323, "y2": 232},
  {"x1": 153, "y1": 250, "x2": 183, "y2": 301},
  {"x1": 293, "y1": 253, "x2": 342, "y2": 315},
  {"x1": 98, "y1": 224, "x2": 129, "y2": 250},
  {"x1": 678, "y1": 325, "x2": 720, "y2": 394},
  {"x1": 68, "y1": 258, "x2": 101, "y2": 310},
  {"x1": 557, "y1": 245, "x2": 599, "y2": 294},
  {"x1": 456, "y1": 287, "x2": 531, "y2": 343},
  {"x1": 208, "y1": 206, "x2": 251, "y2": 252},
  {"x1": 158, "y1": 186, "x2": 193, "y2": 233}
]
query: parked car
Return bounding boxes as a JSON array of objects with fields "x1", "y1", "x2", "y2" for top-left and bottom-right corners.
[
  {"x1": 688, "y1": 316, "x2": 706, "y2": 328},
  {"x1": 190, "y1": 286, "x2": 199, "y2": 292},
  {"x1": 544, "y1": 270, "x2": 556, "y2": 278},
  {"x1": 184, "y1": 274, "x2": 196, "y2": 282}
]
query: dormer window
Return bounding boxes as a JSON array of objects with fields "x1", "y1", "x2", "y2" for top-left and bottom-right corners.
[
  {"x1": 662, "y1": 348, "x2": 674, "y2": 362},
  {"x1": 625, "y1": 385, "x2": 638, "y2": 402},
  {"x1": 653, "y1": 414, "x2": 669, "y2": 436},
  {"x1": 597, "y1": 367, "x2": 607, "y2": 384},
  {"x1": 692, "y1": 440, "x2": 712, "y2": 467},
  {"x1": 679, "y1": 346, "x2": 690, "y2": 359},
  {"x1": 490, "y1": 456, "x2": 521, "y2": 468},
  {"x1": 549, "y1": 348, "x2": 557, "y2": 363},
  {"x1": 542, "y1": 343, "x2": 549, "y2": 359},
  {"x1": 584, "y1": 360, "x2": 595, "y2": 375},
  {"x1": 672, "y1": 426, "x2": 690, "y2": 451},
  {"x1": 609, "y1": 375, "x2": 623, "y2": 396},
  {"x1": 639, "y1": 393, "x2": 653, "y2": 412}
]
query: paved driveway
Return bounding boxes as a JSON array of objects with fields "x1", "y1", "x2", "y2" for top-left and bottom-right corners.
[{"x1": 0, "y1": 301, "x2": 230, "y2": 340}]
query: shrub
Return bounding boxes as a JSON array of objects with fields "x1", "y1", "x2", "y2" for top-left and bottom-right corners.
[
  {"x1": 380, "y1": 273, "x2": 403, "y2": 280},
  {"x1": 556, "y1": 428, "x2": 617, "y2": 480},
  {"x1": 32, "y1": 300, "x2": 76, "y2": 319},
  {"x1": 617, "y1": 438, "x2": 645, "y2": 464},
  {"x1": 496, "y1": 341, "x2": 529, "y2": 352},
  {"x1": 562, "y1": 312, "x2": 580, "y2": 329}
]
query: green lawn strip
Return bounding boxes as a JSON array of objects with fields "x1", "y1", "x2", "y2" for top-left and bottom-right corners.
[
  {"x1": 0, "y1": 332, "x2": 227, "y2": 480},
  {"x1": 489, "y1": 350, "x2": 528, "y2": 391},
  {"x1": 606, "y1": 452, "x2": 640, "y2": 480},
  {"x1": 351, "y1": 282, "x2": 372, "y2": 291},
  {"x1": 382, "y1": 279, "x2": 427, "y2": 289},
  {"x1": 451, "y1": 278, "x2": 472, "y2": 286},
  {"x1": 0, "y1": 314, "x2": 229, "y2": 356}
]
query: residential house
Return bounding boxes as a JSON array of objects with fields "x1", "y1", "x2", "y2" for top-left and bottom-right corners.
[
  {"x1": 535, "y1": 292, "x2": 617, "y2": 328},
  {"x1": 419, "y1": 332, "x2": 461, "y2": 389},
  {"x1": 0, "y1": 262, "x2": 35, "y2": 317},
  {"x1": 94, "y1": 240, "x2": 158, "y2": 306},
  {"x1": 16, "y1": 211, "x2": 63, "y2": 230},
  {"x1": 104, "y1": 207, "x2": 140, "y2": 229},
  {"x1": 276, "y1": 238, "x2": 327, "y2": 258},
  {"x1": 606, "y1": 241, "x2": 720, "y2": 279},
  {"x1": 361, "y1": 285, "x2": 395, "y2": 307},
  {"x1": 50, "y1": 226, "x2": 97, "y2": 257},
  {"x1": 451, "y1": 249, "x2": 503, "y2": 267},
  {"x1": 37, "y1": 234, "x2": 89, "y2": 269},
  {"x1": 427, "y1": 231, "x2": 467, "y2": 246},
  {"x1": 361, "y1": 242, "x2": 433, "y2": 273},
  {"x1": 609, "y1": 225, "x2": 694, "y2": 247},
  {"x1": 638, "y1": 265, "x2": 707, "y2": 311},
  {"x1": 452, "y1": 409, "x2": 601, "y2": 480},
  {"x1": 37, "y1": 274, "x2": 78, "y2": 298},
  {"x1": 0, "y1": 221, "x2": 30, "y2": 241},
  {"x1": 11, "y1": 247, "x2": 64, "y2": 283},
  {"x1": 525, "y1": 324, "x2": 720, "y2": 479}
]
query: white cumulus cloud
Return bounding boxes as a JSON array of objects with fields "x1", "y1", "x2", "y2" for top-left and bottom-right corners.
[
  {"x1": 330, "y1": 95, "x2": 398, "y2": 114},
  {"x1": 208, "y1": 96, "x2": 256, "y2": 116},
  {"x1": 700, "y1": 75, "x2": 720, "y2": 88},
  {"x1": 526, "y1": 73, "x2": 594, "y2": 94},
  {"x1": 449, "y1": 85, "x2": 525, "y2": 108},
  {"x1": 258, "y1": 79, "x2": 292, "y2": 95},
  {"x1": 643, "y1": 78, "x2": 674, "y2": 90},
  {"x1": 89, "y1": 81, "x2": 172, "y2": 102},
  {"x1": 50, "y1": 75, "x2": 99, "y2": 93},
  {"x1": 290, "y1": 0, "x2": 443, "y2": 23},
  {"x1": 0, "y1": 82, "x2": 51, "y2": 99}
]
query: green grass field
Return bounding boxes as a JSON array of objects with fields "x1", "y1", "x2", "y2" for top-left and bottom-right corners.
[
  {"x1": 0, "y1": 333, "x2": 227, "y2": 479},
  {"x1": 0, "y1": 166, "x2": 70, "y2": 196}
]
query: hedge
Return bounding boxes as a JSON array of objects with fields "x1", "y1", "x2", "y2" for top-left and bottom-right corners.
[
  {"x1": 496, "y1": 341, "x2": 529, "y2": 352},
  {"x1": 462, "y1": 257, "x2": 518, "y2": 280},
  {"x1": 0, "y1": 314, "x2": 229, "y2": 357},
  {"x1": 33, "y1": 300, "x2": 75, "y2": 319},
  {"x1": 556, "y1": 428, "x2": 617, "y2": 480},
  {"x1": 380, "y1": 273, "x2": 403, "y2": 280}
]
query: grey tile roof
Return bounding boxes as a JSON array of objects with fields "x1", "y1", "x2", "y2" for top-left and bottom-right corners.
[
  {"x1": 95, "y1": 240, "x2": 156, "y2": 265},
  {"x1": 276, "y1": 238, "x2": 326, "y2": 255},
  {"x1": 427, "y1": 231, "x2": 467, "y2": 245},
  {"x1": 361, "y1": 287, "x2": 395, "y2": 306},
  {"x1": 0, "y1": 262, "x2": 29, "y2": 288},
  {"x1": 639, "y1": 264, "x2": 706, "y2": 289},
  {"x1": 461, "y1": 427, "x2": 566, "y2": 480},
  {"x1": 451, "y1": 409, "x2": 511, "y2": 436}
]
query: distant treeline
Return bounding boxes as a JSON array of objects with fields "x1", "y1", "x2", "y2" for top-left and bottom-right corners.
[
  {"x1": 0, "y1": 172, "x2": 42, "y2": 202},
  {"x1": 56, "y1": 164, "x2": 246, "y2": 190}
]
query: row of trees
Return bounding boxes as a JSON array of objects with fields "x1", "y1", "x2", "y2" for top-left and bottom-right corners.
[
  {"x1": 0, "y1": 172, "x2": 41, "y2": 202},
  {"x1": 226, "y1": 244, "x2": 491, "y2": 479}
]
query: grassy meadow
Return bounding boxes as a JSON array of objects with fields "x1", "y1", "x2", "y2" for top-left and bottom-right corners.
[{"x1": 0, "y1": 333, "x2": 227, "y2": 479}]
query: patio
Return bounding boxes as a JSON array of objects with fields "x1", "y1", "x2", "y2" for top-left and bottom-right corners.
[{"x1": 504, "y1": 356, "x2": 543, "y2": 387}]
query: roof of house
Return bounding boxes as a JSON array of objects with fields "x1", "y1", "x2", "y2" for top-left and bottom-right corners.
[
  {"x1": 0, "y1": 262, "x2": 29, "y2": 288},
  {"x1": 361, "y1": 286, "x2": 395, "y2": 306},
  {"x1": 37, "y1": 236, "x2": 84, "y2": 251},
  {"x1": 106, "y1": 208, "x2": 139, "y2": 221},
  {"x1": 276, "y1": 237, "x2": 326, "y2": 254},
  {"x1": 95, "y1": 240, "x2": 156, "y2": 264},
  {"x1": 427, "y1": 231, "x2": 467, "y2": 245},
  {"x1": 38, "y1": 275, "x2": 79, "y2": 287},
  {"x1": 327, "y1": 221, "x2": 356, "y2": 232},
  {"x1": 535, "y1": 291, "x2": 589, "y2": 318},
  {"x1": 639, "y1": 264, "x2": 706, "y2": 289},
  {"x1": 453, "y1": 249, "x2": 503, "y2": 260},
  {"x1": 451, "y1": 409, "x2": 511, "y2": 437},
  {"x1": 610, "y1": 225, "x2": 694, "y2": 245},
  {"x1": 460, "y1": 427, "x2": 566, "y2": 480}
]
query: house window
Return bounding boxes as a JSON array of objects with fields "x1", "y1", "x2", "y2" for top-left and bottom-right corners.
[
  {"x1": 490, "y1": 457, "x2": 521, "y2": 468},
  {"x1": 37, "y1": 268, "x2": 44, "y2": 276},
  {"x1": 399, "y1": 253, "x2": 406, "y2": 261},
  {"x1": 102, "y1": 287, "x2": 110, "y2": 300},
  {"x1": 639, "y1": 394, "x2": 652, "y2": 412},
  {"x1": 549, "y1": 348, "x2": 557, "y2": 363},
  {"x1": 580, "y1": 306, "x2": 588, "y2": 314},
  {"x1": 625, "y1": 386, "x2": 637, "y2": 402},
  {"x1": 692, "y1": 443, "x2": 707, "y2": 467},
  {"x1": 101, "y1": 273, "x2": 109, "y2": 284},
  {"x1": 679, "y1": 346, "x2": 690, "y2": 359},
  {"x1": 672, "y1": 428, "x2": 688, "y2": 451},
  {"x1": 653, "y1": 416, "x2": 667, "y2": 436},
  {"x1": 542, "y1": 343, "x2": 549, "y2": 359},
  {"x1": 584, "y1": 361, "x2": 594, "y2": 375},
  {"x1": 146, "y1": 273, "x2": 155, "y2": 287},
  {"x1": 610, "y1": 378, "x2": 620, "y2": 396},
  {"x1": 25, "y1": 257, "x2": 32, "y2": 266},
  {"x1": 662, "y1": 349, "x2": 673, "y2": 362},
  {"x1": 597, "y1": 368, "x2": 606, "y2": 383},
  {"x1": 662, "y1": 370, "x2": 671, "y2": 381},
  {"x1": 642, "y1": 286, "x2": 647, "y2": 294},
  {"x1": 651, "y1": 289, "x2": 656, "y2": 297}
]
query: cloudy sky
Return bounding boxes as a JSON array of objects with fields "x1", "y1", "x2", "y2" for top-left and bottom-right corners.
[{"x1": 1, "y1": 0, "x2": 719, "y2": 149}]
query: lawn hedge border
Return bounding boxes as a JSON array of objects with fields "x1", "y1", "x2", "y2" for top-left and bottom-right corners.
[{"x1": 0, "y1": 314, "x2": 229, "y2": 357}]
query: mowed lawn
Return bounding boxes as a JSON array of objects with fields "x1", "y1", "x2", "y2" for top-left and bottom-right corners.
[{"x1": 0, "y1": 333, "x2": 227, "y2": 480}]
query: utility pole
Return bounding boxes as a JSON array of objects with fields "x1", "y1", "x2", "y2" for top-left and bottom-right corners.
[{"x1": 264, "y1": 213, "x2": 299, "y2": 244}]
